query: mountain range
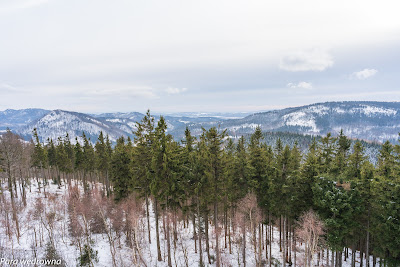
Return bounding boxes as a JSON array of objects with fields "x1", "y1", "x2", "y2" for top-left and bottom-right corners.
[{"x1": 1, "y1": 101, "x2": 399, "y2": 144}]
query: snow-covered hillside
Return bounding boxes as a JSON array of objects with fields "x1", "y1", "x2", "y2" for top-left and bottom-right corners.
[
  {"x1": 2, "y1": 101, "x2": 400, "y2": 143},
  {"x1": 18, "y1": 110, "x2": 127, "y2": 143},
  {"x1": 0, "y1": 108, "x2": 50, "y2": 130},
  {"x1": 0, "y1": 179, "x2": 378, "y2": 267},
  {"x1": 209, "y1": 101, "x2": 400, "y2": 143}
]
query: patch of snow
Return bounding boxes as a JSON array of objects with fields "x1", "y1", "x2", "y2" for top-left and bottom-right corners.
[
  {"x1": 106, "y1": 118, "x2": 123, "y2": 123},
  {"x1": 229, "y1": 123, "x2": 260, "y2": 132},
  {"x1": 307, "y1": 105, "x2": 330, "y2": 115},
  {"x1": 283, "y1": 111, "x2": 318, "y2": 132},
  {"x1": 352, "y1": 105, "x2": 397, "y2": 116}
]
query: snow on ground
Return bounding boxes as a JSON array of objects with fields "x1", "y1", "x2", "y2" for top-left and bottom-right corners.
[
  {"x1": 0, "y1": 179, "x2": 379, "y2": 266},
  {"x1": 351, "y1": 105, "x2": 397, "y2": 116},
  {"x1": 283, "y1": 112, "x2": 318, "y2": 132}
]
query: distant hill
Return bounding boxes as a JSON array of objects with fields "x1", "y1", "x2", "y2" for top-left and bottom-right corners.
[
  {"x1": 1, "y1": 109, "x2": 224, "y2": 143},
  {"x1": 1, "y1": 101, "x2": 399, "y2": 146},
  {"x1": 248, "y1": 131, "x2": 381, "y2": 164},
  {"x1": 17, "y1": 110, "x2": 128, "y2": 143},
  {"x1": 0, "y1": 108, "x2": 50, "y2": 130},
  {"x1": 180, "y1": 101, "x2": 400, "y2": 143}
]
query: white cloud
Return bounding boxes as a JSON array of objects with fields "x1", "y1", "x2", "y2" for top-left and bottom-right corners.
[
  {"x1": 32, "y1": 83, "x2": 159, "y2": 99},
  {"x1": 351, "y1": 68, "x2": 378, "y2": 80},
  {"x1": 0, "y1": 0, "x2": 50, "y2": 12},
  {"x1": 287, "y1": 82, "x2": 313, "y2": 89},
  {"x1": 279, "y1": 49, "x2": 334, "y2": 72},
  {"x1": 0, "y1": 83, "x2": 17, "y2": 92},
  {"x1": 166, "y1": 87, "x2": 187, "y2": 95},
  {"x1": 78, "y1": 84, "x2": 158, "y2": 99}
]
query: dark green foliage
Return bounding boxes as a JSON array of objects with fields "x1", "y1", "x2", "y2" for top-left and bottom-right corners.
[
  {"x1": 31, "y1": 128, "x2": 47, "y2": 169},
  {"x1": 44, "y1": 242, "x2": 65, "y2": 267},
  {"x1": 377, "y1": 141, "x2": 395, "y2": 179},
  {"x1": 46, "y1": 139, "x2": 57, "y2": 168},
  {"x1": 27, "y1": 110, "x2": 400, "y2": 265},
  {"x1": 371, "y1": 179, "x2": 400, "y2": 264},
  {"x1": 82, "y1": 132, "x2": 95, "y2": 173},
  {"x1": 95, "y1": 131, "x2": 111, "y2": 173},
  {"x1": 74, "y1": 139, "x2": 84, "y2": 171},
  {"x1": 312, "y1": 176, "x2": 363, "y2": 251},
  {"x1": 110, "y1": 137, "x2": 133, "y2": 201},
  {"x1": 132, "y1": 110, "x2": 155, "y2": 200},
  {"x1": 77, "y1": 244, "x2": 98, "y2": 267},
  {"x1": 151, "y1": 116, "x2": 185, "y2": 209}
]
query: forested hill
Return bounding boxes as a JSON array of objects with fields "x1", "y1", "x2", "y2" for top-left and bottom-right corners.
[
  {"x1": 0, "y1": 109, "x2": 224, "y2": 143},
  {"x1": 180, "y1": 101, "x2": 400, "y2": 143},
  {"x1": 2, "y1": 101, "x2": 400, "y2": 144},
  {"x1": 252, "y1": 131, "x2": 381, "y2": 164}
]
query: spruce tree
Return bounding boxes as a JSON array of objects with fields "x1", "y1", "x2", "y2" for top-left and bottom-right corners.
[
  {"x1": 95, "y1": 131, "x2": 111, "y2": 195},
  {"x1": 110, "y1": 136, "x2": 132, "y2": 201},
  {"x1": 132, "y1": 110, "x2": 157, "y2": 254},
  {"x1": 203, "y1": 127, "x2": 226, "y2": 267}
]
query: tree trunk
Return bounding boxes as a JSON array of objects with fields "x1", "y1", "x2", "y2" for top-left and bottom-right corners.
[
  {"x1": 294, "y1": 237, "x2": 296, "y2": 267},
  {"x1": 279, "y1": 215, "x2": 282, "y2": 252},
  {"x1": 288, "y1": 220, "x2": 293, "y2": 265},
  {"x1": 360, "y1": 247, "x2": 364, "y2": 267},
  {"x1": 243, "y1": 215, "x2": 246, "y2": 267},
  {"x1": 205, "y1": 211, "x2": 211, "y2": 264},
  {"x1": 366, "y1": 208, "x2": 370, "y2": 267},
  {"x1": 166, "y1": 208, "x2": 172, "y2": 267},
  {"x1": 351, "y1": 244, "x2": 356, "y2": 267},
  {"x1": 214, "y1": 200, "x2": 220, "y2": 267},
  {"x1": 173, "y1": 209, "x2": 177, "y2": 250},
  {"x1": 154, "y1": 198, "x2": 162, "y2": 261},
  {"x1": 327, "y1": 249, "x2": 330, "y2": 267},
  {"x1": 269, "y1": 215, "x2": 272, "y2": 267},
  {"x1": 224, "y1": 208, "x2": 228, "y2": 249},
  {"x1": 192, "y1": 211, "x2": 197, "y2": 253},
  {"x1": 258, "y1": 224, "x2": 262, "y2": 266},
  {"x1": 229, "y1": 207, "x2": 232, "y2": 254},
  {"x1": 282, "y1": 215, "x2": 286, "y2": 266},
  {"x1": 145, "y1": 193, "x2": 151, "y2": 244},
  {"x1": 197, "y1": 197, "x2": 203, "y2": 266}
]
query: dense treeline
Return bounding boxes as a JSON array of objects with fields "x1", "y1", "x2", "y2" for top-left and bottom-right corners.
[{"x1": 1, "y1": 110, "x2": 399, "y2": 266}]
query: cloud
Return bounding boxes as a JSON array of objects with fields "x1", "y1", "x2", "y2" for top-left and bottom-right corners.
[
  {"x1": 279, "y1": 49, "x2": 334, "y2": 71},
  {"x1": 0, "y1": 0, "x2": 50, "y2": 12},
  {"x1": 0, "y1": 83, "x2": 21, "y2": 93},
  {"x1": 30, "y1": 83, "x2": 159, "y2": 99},
  {"x1": 82, "y1": 85, "x2": 159, "y2": 99},
  {"x1": 351, "y1": 68, "x2": 378, "y2": 80},
  {"x1": 287, "y1": 82, "x2": 313, "y2": 89},
  {"x1": 166, "y1": 87, "x2": 187, "y2": 95}
]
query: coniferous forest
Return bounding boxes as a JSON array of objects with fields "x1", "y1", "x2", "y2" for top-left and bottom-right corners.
[{"x1": 1, "y1": 110, "x2": 400, "y2": 267}]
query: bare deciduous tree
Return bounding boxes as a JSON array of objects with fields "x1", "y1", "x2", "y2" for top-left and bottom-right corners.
[
  {"x1": 236, "y1": 193, "x2": 262, "y2": 267},
  {"x1": 0, "y1": 130, "x2": 24, "y2": 241},
  {"x1": 296, "y1": 210, "x2": 325, "y2": 267}
]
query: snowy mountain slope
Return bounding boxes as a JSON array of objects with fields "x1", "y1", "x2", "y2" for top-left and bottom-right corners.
[
  {"x1": 91, "y1": 112, "x2": 223, "y2": 139},
  {"x1": 18, "y1": 110, "x2": 128, "y2": 143},
  {"x1": 183, "y1": 101, "x2": 400, "y2": 143},
  {"x1": 4, "y1": 109, "x2": 224, "y2": 143},
  {"x1": 91, "y1": 112, "x2": 145, "y2": 135},
  {"x1": 0, "y1": 108, "x2": 50, "y2": 130},
  {"x1": 2, "y1": 101, "x2": 400, "y2": 143}
]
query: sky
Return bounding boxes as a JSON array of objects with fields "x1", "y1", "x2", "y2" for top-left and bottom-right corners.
[{"x1": 0, "y1": 0, "x2": 400, "y2": 113}]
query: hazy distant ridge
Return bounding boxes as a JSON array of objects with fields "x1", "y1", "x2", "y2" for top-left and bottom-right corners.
[{"x1": 1, "y1": 101, "x2": 399, "y2": 143}]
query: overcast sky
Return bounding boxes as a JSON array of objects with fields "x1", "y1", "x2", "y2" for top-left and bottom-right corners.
[{"x1": 1, "y1": 0, "x2": 399, "y2": 113}]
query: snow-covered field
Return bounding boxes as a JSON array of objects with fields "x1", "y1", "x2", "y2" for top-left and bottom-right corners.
[{"x1": 0, "y1": 179, "x2": 379, "y2": 266}]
